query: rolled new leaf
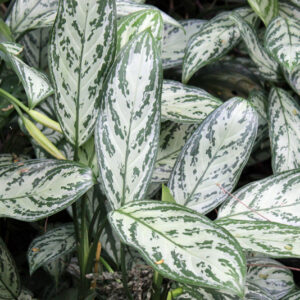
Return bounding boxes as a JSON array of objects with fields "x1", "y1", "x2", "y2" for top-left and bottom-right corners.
[
  {"x1": 23, "y1": 117, "x2": 66, "y2": 160},
  {"x1": 95, "y1": 31, "x2": 162, "y2": 210},
  {"x1": 0, "y1": 238, "x2": 21, "y2": 299},
  {"x1": 49, "y1": 0, "x2": 116, "y2": 147},
  {"x1": 168, "y1": 97, "x2": 258, "y2": 214},
  {"x1": 0, "y1": 159, "x2": 94, "y2": 221},
  {"x1": 218, "y1": 169, "x2": 300, "y2": 226},
  {"x1": 27, "y1": 224, "x2": 75, "y2": 275},
  {"x1": 109, "y1": 200, "x2": 246, "y2": 297},
  {"x1": 269, "y1": 87, "x2": 300, "y2": 173}
]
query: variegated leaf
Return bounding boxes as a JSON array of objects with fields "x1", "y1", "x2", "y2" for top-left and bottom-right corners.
[
  {"x1": 182, "y1": 13, "x2": 240, "y2": 84},
  {"x1": 0, "y1": 153, "x2": 29, "y2": 166},
  {"x1": 95, "y1": 31, "x2": 162, "y2": 210},
  {"x1": 162, "y1": 19, "x2": 206, "y2": 69},
  {"x1": 216, "y1": 219, "x2": 300, "y2": 258},
  {"x1": 152, "y1": 122, "x2": 197, "y2": 183},
  {"x1": 27, "y1": 224, "x2": 75, "y2": 275},
  {"x1": 7, "y1": 54, "x2": 53, "y2": 108},
  {"x1": 234, "y1": 6, "x2": 260, "y2": 27},
  {"x1": 0, "y1": 42, "x2": 23, "y2": 56},
  {"x1": 265, "y1": 16, "x2": 300, "y2": 71},
  {"x1": 0, "y1": 159, "x2": 94, "y2": 221},
  {"x1": 43, "y1": 253, "x2": 71, "y2": 287},
  {"x1": 117, "y1": 9, "x2": 163, "y2": 53},
  {"x1": 282, "y1": 290, "x2": 300, "y2": 300},
  {"x1": 247, "y1": 257, "x2": 295, "y2": 299},
  {"x1": 229, "y1": 13, "x2": 280, "y2": 81},
  {"x1": 0, "y1": 238, "x2": 21, "y2": 299},
  {"x1": 109, "y1": 201, "x2": 246, "y2": 297},
  {"x1": 218, "y1": 169, "x2": 300, "y2": 225},
  {"x1": 279, "y1": 1, "x2": 300, "y2": 20},
  {"x1": 168, "y1": 98, "x2": 258, "y2": 214},
  {"x1": 248, "y1": 90, "x2": 268, "y2": 144},
  {"x1": 161, "y1": 80, "x2": 222, "y2": 123},
  {"x1": 248, "y1": 0, "x2": 278, "y2": 26},
  {"x1": 21, "y1": 28, "x2": 50, "y2": 70},
  {"x1": 174, "y1": 282, "x2": 273, "y2": 300},
  {"x1": 6, "y1": 0, "x2": 58, "y2": 38},
  {"x1": 269, "y1": 87, "x2": 300, "y2": 173},
  {"x1": 162, "y1": 6, "x2": 257, "y2": 70},
  {"x1": 116, "y1": 0, "x2": 181, "y2": 28},
  {"x1": 284, "y1": 65, "x2": 300, "y2": 95},
  {"x1": 49, "y1": 0, "x2": 116, "y2": 147}
]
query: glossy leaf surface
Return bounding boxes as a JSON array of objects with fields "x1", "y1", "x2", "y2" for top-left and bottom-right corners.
[
  {"x1": 168, "y1": 98, "x2": 258, "y2": 214},
  {"x1": 109, "y1": 200, "x2": 246, "y2": 297}
]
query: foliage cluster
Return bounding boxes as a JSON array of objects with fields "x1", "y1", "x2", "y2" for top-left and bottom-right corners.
[{"x1": 0, "y1": 0, "x2": 300, "y2": 299}]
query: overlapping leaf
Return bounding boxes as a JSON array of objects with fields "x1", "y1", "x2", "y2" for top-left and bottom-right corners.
[
  {"x1": 216, "y1": 219, "x2": 300, "y2": 258},
  {"x1": 0, "y1": 159, "x2": 94, "y2": 221},
  {"x1": 6, "y1": 0, "x2": 58, "y2": 38},
  {"x1": 265, "y1": 16, "x2": 300, "y2": 70},
  {"x1": 117, "y1": 9, "x2": 163, "y2": 53},
  {"x1": 279, "y1": 1, "x2": 300, "y2": 20},
  {"x1": 282, "y1": 290, "x2": 300, "y2": 300},
  {"x1": 28, "y1": 97, "x2": 73, "y2": 160},
  {"x1": 27, "y1": 224, "x2": 75, "y2": 275},
  {"x1": 162, "y1": 19, "x2": 206, "y2": 69},
  {"x1": 247, "y1": 0, "x2": 278, "y2": 26},
  {"x1": 248, "y1": 90, "x2": 268, "y2": 144},
  {"x1": 161, "y1": 80, "x2": 222, "y2": 123},
  {"x1": 284, "y1": 65, "x2": 300, "y2": 95},
  {"x1": 152, "y1": 122, "x2": 197, "y2": 183},
  {"x1": 0, "y1": 238, "x2": 21, "y2": 300},
  {"x1": 268, "y1": 87, "x2": 300, "y2": 173},
  {"x1": 21, "y1": 28, "x2": 50, "y2": 70},
  {"x1": 229, "y1": 13, "x2": 280, "y2": 81},
  {"x1": 0, "y1": 154, "x2": 28, "y2": 167},
  {"x1": 49, "y1": 0, "x2": 116, "y2": 147},
  {"x1": 116, "y1": 0, "x2": 181, "y2": 28},
  {"x1": 95, "y1": 31, "x2": 162, "y2": 210},
  {"x1": 182, "y1": 13, "x2": 240, "y2": 83},
  {"x1": 247, "y1": 257, "x2": 295, "y2": 299},
  {"x1": 6, "y1": 54, "x2": 53, "y2": 108},
  {"x1": 109, "y1": 201, "x2": 246, "y2": 297},
  {"x1": 168, "y1": 98, "x2": 258, "y2": 214},
  {"x1": 218, "y1": 169, "x2": 300, "y2": 225},
  {"x1": 174, "y1": 282, "x2": 273, "y2": 299}
]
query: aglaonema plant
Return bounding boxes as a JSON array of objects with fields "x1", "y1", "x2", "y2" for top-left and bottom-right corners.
[{"x1": 0, "y1": 0, "x2": 300, "y2": 299}]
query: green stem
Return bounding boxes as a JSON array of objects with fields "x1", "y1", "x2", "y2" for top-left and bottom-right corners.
[
  {"x1": 121, "y1": 244, "x2": 133, "y2": 300},
  {"x1": 152, "y1": 271, "x2": 163, "y2": 300},
  {"x1": 0, "y1": 88, "x2": 29, "y2": 113}
]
